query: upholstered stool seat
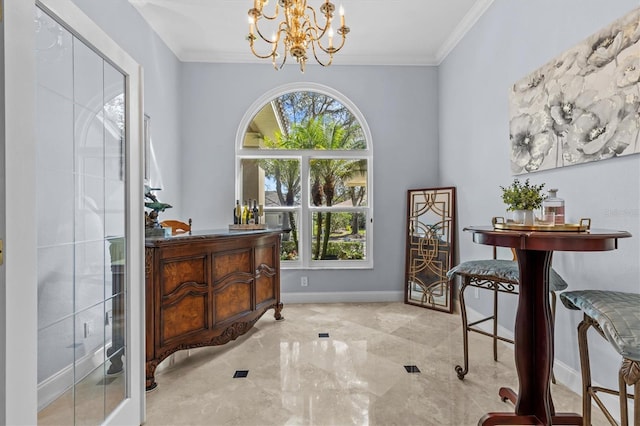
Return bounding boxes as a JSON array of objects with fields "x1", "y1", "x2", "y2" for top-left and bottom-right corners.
[
  {"x1": 447, "y1": 258, "x2": 568, "y2": 381},
  {"x1": 447, "y1": 259, "x2": 569, "y2": 290},
  {"x1": 560, "y1": 290, "x2": 640, "y2": 426}
]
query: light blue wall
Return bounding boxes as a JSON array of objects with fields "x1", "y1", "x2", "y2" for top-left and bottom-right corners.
[
  {"x1": 179, "y1": 63, "x2": 440, "y2": 297},
  {"x1": 72, "y1": 0, "x2": 183, "y2": 215},
  {"x1": 439, "y1": 0, "x2": 640, "y2": 392}
]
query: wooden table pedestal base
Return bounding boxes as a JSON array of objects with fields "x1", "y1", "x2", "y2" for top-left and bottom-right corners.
[{"x1": 479, "y1": 387, "x2": 582, "y2": 426}]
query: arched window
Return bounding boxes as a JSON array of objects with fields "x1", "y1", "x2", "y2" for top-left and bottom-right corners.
[{"x1": 236, "y1": 83, "x2": 373, "y2": 269}]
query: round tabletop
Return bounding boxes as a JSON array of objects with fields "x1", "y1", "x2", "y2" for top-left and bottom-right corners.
[{"x1": 463, "y1": 226, "x2": 632, "y2": 252}]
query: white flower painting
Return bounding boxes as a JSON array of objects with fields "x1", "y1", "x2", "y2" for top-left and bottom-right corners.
[{"x1": 509, "y1": 7, "x2": 640, "y2": 174}]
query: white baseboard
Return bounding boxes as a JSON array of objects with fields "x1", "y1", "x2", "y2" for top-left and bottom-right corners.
[
  {"x1": 465, "y1": 305, "x2": 623, "y2": 422},
  {"x1": 281, "y1": 290, "x2": 404, "y2": 304},
  {"x1": 37, "y1": 345, "x2": 106, "y2": 411}
]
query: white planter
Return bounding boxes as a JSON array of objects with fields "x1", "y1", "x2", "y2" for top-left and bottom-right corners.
[{"x1": 508, "y1": 209, "x2": 535, "y2": 225}]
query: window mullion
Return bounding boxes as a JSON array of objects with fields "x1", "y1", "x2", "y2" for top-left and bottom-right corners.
[{"x1": 300, "y1": 155, "x2": 310, "y2": 269}]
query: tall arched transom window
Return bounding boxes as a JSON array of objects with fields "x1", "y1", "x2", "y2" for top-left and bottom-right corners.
[{"x1": 236, "y1": 83, "x2": 373, "y2": 269}]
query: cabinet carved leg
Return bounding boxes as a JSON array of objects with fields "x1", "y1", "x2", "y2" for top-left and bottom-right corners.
[
  {"x1": 146, "y1": 361, "x2": 159, "y2": 391},
  {"x1": 274, "y1": 302, "x2": 284, "y2": 320}
]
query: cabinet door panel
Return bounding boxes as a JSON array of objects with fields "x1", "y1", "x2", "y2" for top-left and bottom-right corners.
[
  {"x1": 161, "y1": 257, "x2": 206, "y2": 295},
  {"x1": 256, "y1": 266, "x2": 276, "y2": 306},
  {"x1": 214, "y1": 282, "x2": 251, "y2": 323},
  {"x1": 255, "y1": 242, "x2": 277, "y2": 306},
  {"x1": 254, "y1": 244, "x2": 275, "y2": 265},
  {"x1": 161, "y1": 293, "x2": 208, "y2": 343},
  {"x1": 212, "y1": 250, "x2": 251, "y2": 282}
]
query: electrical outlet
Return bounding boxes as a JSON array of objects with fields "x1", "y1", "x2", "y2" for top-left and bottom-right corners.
[
  {"x1": 301, "y1": 276, "x2": 308, "y2": 287},
  {"x1": 83, "y1": 321, "x2": 93, "y2": 338},
  {"x1": 474, "y1": 288, "x2": 479, "y2": 299}
]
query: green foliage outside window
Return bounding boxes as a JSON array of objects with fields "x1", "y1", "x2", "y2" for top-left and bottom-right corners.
[{"x1": 281, "y1": 240, "x2": 364, "y2": 261}]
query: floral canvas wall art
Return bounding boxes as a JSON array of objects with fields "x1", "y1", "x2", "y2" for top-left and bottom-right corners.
[{"x1": 509, "y1": 7, "x2": 640, "y2": 175}]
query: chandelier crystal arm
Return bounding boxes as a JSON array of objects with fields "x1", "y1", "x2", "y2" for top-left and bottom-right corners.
[
  {"x1": 248, "y1": 40, "x2": 277, "y2": 60},
  {"x1": 248, "y1": 21, "x2": 278, "y2": 58},
  {"x1": 314, "y1": 27, "x2": 346, "y2": 54},
  {"x1": 309, "y1": 41, "x2": 334, "y2": 67},
  {"x1": 252, "y1": 0, "x2": 280, "y2": 20},
  {"x1": 252, "y1": 18, "x2": 282, "y2": 45},
  {"x1": 306, "y1": 3, "x2": 331, "y2": 39}
]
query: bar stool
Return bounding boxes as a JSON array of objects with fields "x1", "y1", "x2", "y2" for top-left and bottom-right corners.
[
  {"x1": 560, "y1": 290, "x2": 640, "y2": 426},
  {"x1": 447, "y1": 249, "x2": 568, "y2": 381}
]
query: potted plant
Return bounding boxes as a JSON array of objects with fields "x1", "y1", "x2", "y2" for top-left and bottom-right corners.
[{"x1": 500, "y1": 178, "x2": 546, "y2": 225}]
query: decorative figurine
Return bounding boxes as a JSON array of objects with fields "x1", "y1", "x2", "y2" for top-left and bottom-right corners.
[{"x1": 144, "y1": 185, "x2": 172, "y2": 236}]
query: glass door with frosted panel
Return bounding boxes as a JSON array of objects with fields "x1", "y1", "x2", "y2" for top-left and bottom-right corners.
[{"x1": 35, "y1": 7, "x2": 128, "y2": 424}]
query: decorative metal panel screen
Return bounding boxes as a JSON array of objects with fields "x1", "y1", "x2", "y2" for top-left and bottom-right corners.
[{"x1": 404, "y1": 187, "x2": 456, "y2": 313}]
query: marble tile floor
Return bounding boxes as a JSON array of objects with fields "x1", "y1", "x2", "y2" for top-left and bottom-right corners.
[
  {"x1": 144, "y1": 302, "x2": 609, "y2": 426},
  {"x1": 39, "y1": 363, "x2": 126, "y2": 425}
]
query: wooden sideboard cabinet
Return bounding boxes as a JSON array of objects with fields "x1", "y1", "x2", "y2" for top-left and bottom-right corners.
[{"x1": 145, "y1": 229, "x2": 283, "y2": 390}]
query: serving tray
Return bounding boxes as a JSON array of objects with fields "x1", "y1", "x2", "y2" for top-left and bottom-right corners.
[
  {"x1": 229, "y1": 223, "x2": 267, "y2": 230},
  {"x1": 491, "y1": 217, "x2": 591, "y2": 232}
]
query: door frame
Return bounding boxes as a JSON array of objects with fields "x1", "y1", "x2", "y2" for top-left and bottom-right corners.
[
  {"x1": 1, "y1": 0, "x2": 145, "y2": 423},
  {"x1": 2, "y1": 0, "x2": 39, "y2": 423}
]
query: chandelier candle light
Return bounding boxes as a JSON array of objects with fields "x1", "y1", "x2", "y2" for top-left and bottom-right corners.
[{"x1": 247, "y1": 0, "x2": 350, "y2": 72}]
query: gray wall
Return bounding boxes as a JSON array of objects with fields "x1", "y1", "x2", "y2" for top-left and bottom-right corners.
[
  {"x1": 179, "y1": 63, "x2": 440, "y2": 297},
  {"x1": 439, "y1": 0, "x2": 640, "y2": 393}
]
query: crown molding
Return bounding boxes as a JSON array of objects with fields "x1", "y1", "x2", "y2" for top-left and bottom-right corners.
[
  {"x1": 435, "y1": 0, "x2": 495, "y2": 64},
  {"x1": 179, "y1": 50, "x2": 441, "y2": 67}
]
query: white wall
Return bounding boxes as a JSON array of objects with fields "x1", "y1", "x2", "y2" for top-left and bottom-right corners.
[
  {"x1": 439, "y1": 0, "x2": 640, "y2": 398},
  {"x1": 179, "y1": 63, "x2": 440, "y2": 297}
]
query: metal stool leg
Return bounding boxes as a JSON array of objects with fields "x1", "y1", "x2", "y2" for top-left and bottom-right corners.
[
  {"x1": 455, "y1": 276, "x2": 471, "y2": 380},
  {"x1": 550, "y1": 291, "x2": 558, "y2": 385},
  {"x1": 619, "y1": 367, "x2": 629, "y2": 426},
  {"x1": 634, "y1": 380, "x2": 639, "y2": 426},
  {"x1": 579, "y1": 320, "x2": 640, "y2": 426},
  {"x1": 493, "y1": 283, "x2": 499, "y2": 362},
  {"x1": 578, "y1": 316, "x2": 593, "y2": 426},
  {"x1": 621, "y1": 358, "x2": 640, "y2": 426}
]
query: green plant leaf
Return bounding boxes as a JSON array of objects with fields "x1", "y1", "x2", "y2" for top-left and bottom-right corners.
[{"x1": 500, "y1": 178, "x2": 546, "y2": 211}]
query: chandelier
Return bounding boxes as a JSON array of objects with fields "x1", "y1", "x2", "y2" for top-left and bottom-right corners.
[{"x1": 247, "y1": 0, "x2": 350, "y2": 72}]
